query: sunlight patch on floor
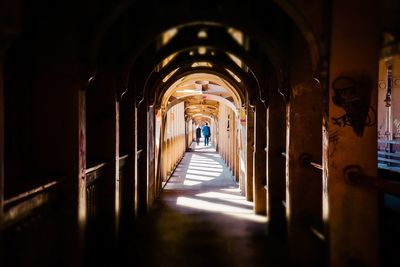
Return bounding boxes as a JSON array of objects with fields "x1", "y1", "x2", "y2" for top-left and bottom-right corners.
[
  {"x1": 187, "y1": 169, "x2": 222, "y2": 177},
  {"x1": 220, "y1": 187, "x2": 242, "y2": 193},
  {"x1": 195, "y1": 191, "x2": 253, "y2": 207},
  {"x1": 183, "y1": 180, "x2": 202, "y2": 186},
  {"x1": 187, "y1": 162, "x2": 222, "y2": 168},
  {"x1": 177, "y1": 196, "x2": 267, "y2": 223},
  {"x1": 187, "y1": 165, "x2": 223, "y2": 171},
  {"x1": 190, "y1": 159, "x2": 221, "y2": 164},
  {"x1": 185, "y1": 174, "x2": 216, "y2": 181}
]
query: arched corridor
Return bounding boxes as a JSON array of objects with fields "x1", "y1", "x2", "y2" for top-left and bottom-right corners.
[{"x1": 1, "y1": 1, "x2": 400, "y2": 267}]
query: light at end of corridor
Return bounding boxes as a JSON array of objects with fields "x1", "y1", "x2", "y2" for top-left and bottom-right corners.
[
  {"x1": 198, "y1": 47, "x2": 207, "y2": 55},
  {"x1": 198, "y1": 30, "x2": 207, "y2": 39}
]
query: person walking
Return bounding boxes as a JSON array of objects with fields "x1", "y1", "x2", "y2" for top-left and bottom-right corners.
[
  {"x1": 202, "y1": 123, "x2": 211, "y2": 146},
  {"x1": 196, "y1": 126, "x2": 201, "y2": 145}
]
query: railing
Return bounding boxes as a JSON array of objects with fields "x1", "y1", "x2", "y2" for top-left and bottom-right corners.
[
  {"x1": 85, "y1": 156, "x2": 129, "y2": 217},
  {"x1": 378, "y1": 140, "x2": 400, "y2": 167},
  {"x1": 3, "y1": 179, "x2": 62, "y2": 228},
  {"x1": 86, "y1": 162, "x2": 107, "y2": 217},
  {"x1": 119, "y1": 154, "x2": 129, "y2": 170},
  {"x1": 86, "y1": 162, "x2": 107, "y2": 186},
  {"x1": 2, "y1": 156, "x2": 129, "y2": 228},
  {"x1": 344, "y1": 166, "x2": 400, "y2": 198},
  {"x1": 137, "y1": 149, "x2": 143, "y2": 159},
  {"x1": 378, "y1": 168, "x2": 400, "y2": 182},
  {"x1": 86, "y1": 155, "x2": 129, "y2": 186}
]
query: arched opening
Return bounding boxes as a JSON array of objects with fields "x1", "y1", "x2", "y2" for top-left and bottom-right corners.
[{"x1": 156, "y1": 70, "x2": 247, "y2": 198}]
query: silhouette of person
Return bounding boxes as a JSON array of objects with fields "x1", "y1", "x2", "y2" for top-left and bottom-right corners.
[
  {"x1": 196, "y1": 126, "x2": 201, "y2": 145},
  {"x1": 202, "y1": 123, "x2": 211, "y2": 146}
]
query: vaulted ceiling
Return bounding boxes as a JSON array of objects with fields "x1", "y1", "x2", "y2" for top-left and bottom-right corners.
[
  {"x1": 162, "y1": 70, "x2": 241, "y2": 125},
  {"x1": 155, "y1": 26, "x2": 250, "y2": 125}
]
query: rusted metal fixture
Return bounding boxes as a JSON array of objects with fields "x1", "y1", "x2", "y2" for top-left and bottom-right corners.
[
  {"x1": 299, "y1": 153, "x2": 323, "y2": 170},
  {"x1": 310, "y1": 226, "x2": 326, "y2": 241}
]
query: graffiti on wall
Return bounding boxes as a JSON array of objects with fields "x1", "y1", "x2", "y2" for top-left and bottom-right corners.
[
  {"x1": 328, "y1": 130, "x2": 340, "y2": 157},
  {"x1": 331, "y1": 76, "x2": 376, "y2": 136}
]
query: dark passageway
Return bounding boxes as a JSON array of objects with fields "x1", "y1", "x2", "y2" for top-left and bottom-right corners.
[{"x1": 130, "y1": 143, "x2": 287, "y2": 267}]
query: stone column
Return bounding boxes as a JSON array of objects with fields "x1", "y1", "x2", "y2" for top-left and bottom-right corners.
[
  {"x1": 238, "y1": 108, "x2": 247, "y2": 194},
  {"x1": 115, "y1": 99, "x2": 120, "y2": 233},
  {"x1": 0, "y1": 0, "x2": 20, "y2": 231},
  {"x1": 87, "y1": 71, "x2": 118, "y2": 232},
  {"x1": 0, "y1": 0, "x2": 22, "y2": 230},
  {"x1": 135, "y1": 99, "x2": 148, "y2": 216},
  {"x1": 324, "y1": 1, "x2": 380, "y2": 266},
  {"x1": 118, "y1": 89, "x2": 135, "y2": 244},
  {"x1": 156, "y1": 109, "x2": 165, "y2": 195},
  {"x1": 285, "y1": 23, "x2": 324, "y2": 265},
  {"x1": 78, "y1": 88, "x2": 87, "y2": 231},
  {"x1": 85, "y1": 71, "x2": 119, "y2": 264},
  {"x1": 147, "y1": 105, "x2": 156, "y2": 207},
  {"x1": 253, "y1": 99, "x2": 267, "y2": 214},
  {"x1": 286, "y1": 76, "x2": 323, "y2": 266},
  {"x1": 266, "y1": 88, "x2": 287, "y2": 234},
  {"x1": 0, "y1": 55, "x2": 4, "y2": 228},
  {"x1": 246, "y1": 106, "x2": 254, "y2": 201}
]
